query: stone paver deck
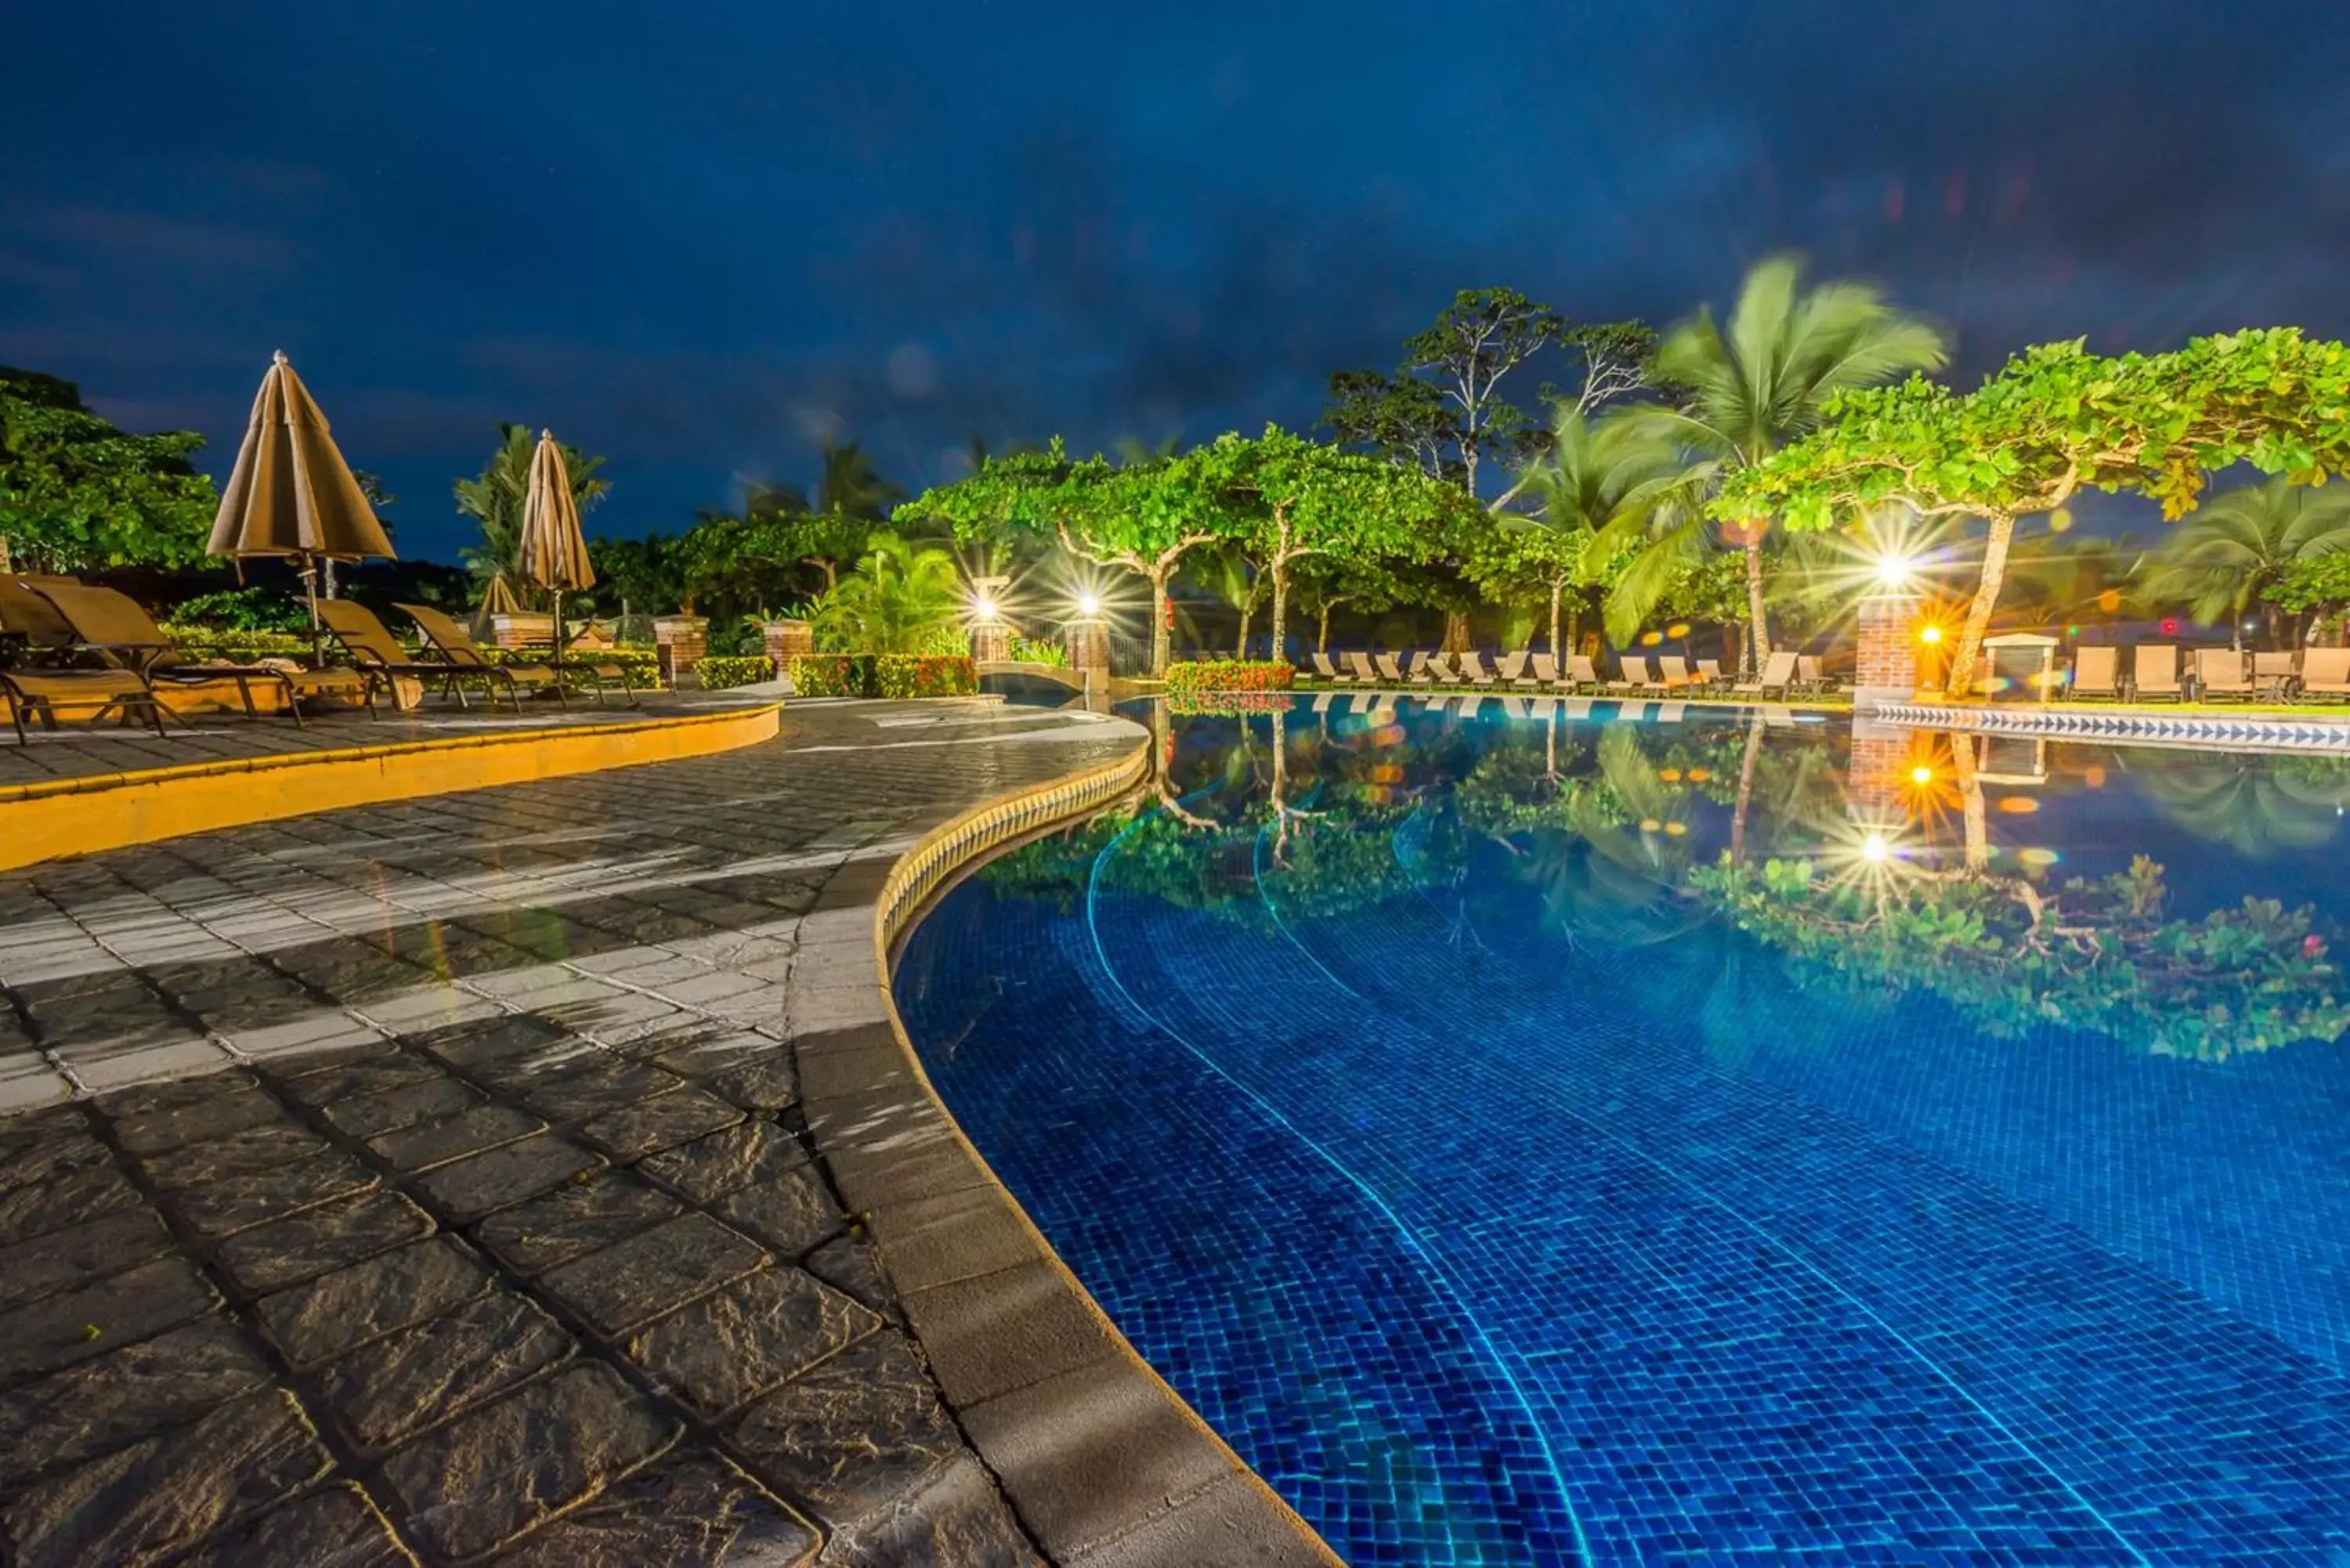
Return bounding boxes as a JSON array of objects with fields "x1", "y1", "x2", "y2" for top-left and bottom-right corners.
[
  {"x1": 0, "y1": 687, "x2": 777, "y2": 790},
  {"x1": 0, "y1": 699, "x2": 1168, "y2": 1566}
]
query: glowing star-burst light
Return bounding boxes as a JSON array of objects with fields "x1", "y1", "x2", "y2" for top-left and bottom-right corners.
[
  {"x1": 971, "y1": 595, "x2": 999, "y2": 621},
  {"x1": 1860, "y1": 832, "x2": 1893, "y2": 864},
  {"x1": 1874, "y1": 555, "x2": 1916, "y2": 588},
  {"x1": 1076, "y1": 591, "x2": 1101, "y2": 617},
  {"x1": 1918, "y1": 623, "x2": 1943, "y2": 645},
  {"x1": 1910, "y1": 765, "x2": 1934, "y2": 785}
]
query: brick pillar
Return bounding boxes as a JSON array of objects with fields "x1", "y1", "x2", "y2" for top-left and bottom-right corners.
[
  {"x1": 1846, "y1": 716, "x2": 1920, "y2": 830},
  {"x1": 653, "y1": 616, "x2": 709, "y2": 688},
  {"x1": 1065, "y1": 622, "x2": 1109, "y2": 677},
  {"x1": 1852, "y1": 592, "x2": 1921, "y2": 710},
  {"x1": 969, "y1": 622, "x2": 1010, "y2": 663},
  {"x1": 762, "y1": 620, "x2": 813, "y2": 669}
]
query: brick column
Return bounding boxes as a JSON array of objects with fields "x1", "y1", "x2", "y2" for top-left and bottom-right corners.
[
  {"x1": 762, "y1": 620, "x2": 813, "y2": 669},
  {"x1": 653, "y1": 616, "x2": 709, "y2": 688},
  {"x1": 1065, "y1": 622, "x2": 1109, "y2": 677},
  {"x1": 1846, "y1": 716, "x2": 1921, "y2": 830},
  {"x1": 969, "y1": 622, "x2": 1010, "y2": 663},
  {"x1": 1852, "y1": 591, "x2": 1921, "y2": 710}
]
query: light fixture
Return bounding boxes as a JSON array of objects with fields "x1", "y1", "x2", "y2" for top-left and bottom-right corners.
[
  {"x1": 971, "y1": 594, "x2": 999, "y2": 621},
  {"x1": 1873, "y1": 555, "x2": 1914, "y2": 588},
  {"x1": 1918, "y1": 624, "x2": 1943, "y2": 645},
  {"x1": 1910, "y1": 764, "x2": 1934, "y2": 785},
  {"x1": 1860, "y1": 832, "x2": 1892, "y2": 864},
  {"x1": 1076, "y1": 591, "x2": 1101, "y2": 617}
]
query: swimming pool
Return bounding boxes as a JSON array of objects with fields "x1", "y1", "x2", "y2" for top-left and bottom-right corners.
[{"x1": 892, "y1": 697, "x2": 2350, "y2": 1564}]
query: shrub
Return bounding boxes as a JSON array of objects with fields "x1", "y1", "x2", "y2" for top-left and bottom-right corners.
[
  {"x1": 168, "y1": 587, "x2": 311, "y2": 633},
  {"x1": 1166, "y1": 689, "x2": 1293, "y2": 717},
  {"x1": 694, "y1": 655, "x2": 776, "y2": 689},
  {"x1": 875, "y1": 655, "x2": 978, "y2": 698},
  {"x1": 1007, "y1": 634, "x2": 1070, "y2": 668},
  {"x1": 160, "y1": 625, "x2": 313, "y2": 663},
  {"x1": 1162, "y1": 659, "x2": 1295, "y2": 700},
  {"x1": 790, "y1": 654, "x2": 874, "y2": 696}
]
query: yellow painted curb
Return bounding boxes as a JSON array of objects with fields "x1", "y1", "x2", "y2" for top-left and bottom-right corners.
[{"x1": 0, "y1": 703, "x2": 781, "y2": 872}]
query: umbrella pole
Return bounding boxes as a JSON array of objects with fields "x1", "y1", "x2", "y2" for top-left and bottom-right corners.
[
  {"x1": 551, "y1": 589, "x2": 563, "y2": 674},
  {"x1": 303, "y1": 555, "x2": 323, "y2": 667}
]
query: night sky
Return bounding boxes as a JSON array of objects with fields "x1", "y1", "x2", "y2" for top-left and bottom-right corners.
[{"x1": 7, "y1": 2, "x2": 2348, "y2": 561}]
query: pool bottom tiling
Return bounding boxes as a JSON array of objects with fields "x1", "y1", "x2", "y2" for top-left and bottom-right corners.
[{"x1": 895, "y1": 698, "x2": 2350, "y2": 1565}]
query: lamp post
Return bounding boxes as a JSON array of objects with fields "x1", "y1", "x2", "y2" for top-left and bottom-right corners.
[
  {"x1": 1065, "y1": 591, "x2": 1108, "y2": 707},
  {"x1": 1852, "y1": 555, "x2": 1923, "y2": 711},
  {"x1": 967, "y1": 574, "x2": 1010, "y2": 664}
]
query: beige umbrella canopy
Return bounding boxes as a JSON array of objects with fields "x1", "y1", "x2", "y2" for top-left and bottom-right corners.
[
  {"x1": 517, "y1": 430, "x2": 595, "y2": 663},
  {"x1": 208, "y1": 351, "x2": 395, "y2": 656}
]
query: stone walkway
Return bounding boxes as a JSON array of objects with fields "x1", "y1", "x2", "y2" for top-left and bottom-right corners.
[{"x1": 0, "y1": 699, "x2": 1142, "y2": 1566}]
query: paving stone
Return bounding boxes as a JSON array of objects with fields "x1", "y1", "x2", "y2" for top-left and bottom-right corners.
[
  {"x1": 368, "y1": 1101, "x2": 545, "y2": 1172},
  {"x1": 315, "y1": 1290, "x2": 573, "y2": 1454},
  {"x1": 805, "y1": 1231, "x2": 897, "y2": 1318},
  {"x1": 730, "y1": 1330, "x2": 965, "y2": 1531},
  {"x1": 255, "y1": 1234, "x2": 493, "y2": 1369},
  {"x1": 488, "y1": 1451, "x2": 818, "y2": 1567},
  {"x1": 0, "y1": 1118, "x2": 107, "y2": 1190},
  {"x1": 0, "y1": 1204, "x2": 175, "y2": 1311},
  {"x1": 411, "y1": 1013, "x2": 573, "y2": 1076},
  {"x1": 0, "y1": 1254, "x2": 219, "y2": 1389},
  {"x1": 519, "y1": 1057, "x2": 687, "y2": 1122},
  {"x1": 376, "y1": 1362, "x2": 682, "y2": 1563},
  {"x1": 60, "y1": 1036, "x2": 230, "y2": 1090},
  {"x1": 899, "y1": 1261, "x2": 1127, "y2": 1410},
  {"x1": 213, "y1": 1187, "x2": 439, "y2": 1296},
  {"x1": 92, "y1": 1070, "x2": 257, "y2": 1120},
  {"x1": 718, "y1": 1165, "x2": 845, "y2": 1259},
  {"x1": 469, "y1": 1171, "x2": 685, "y2": 1277},
  {"x1": 0, "y1": 1053, "x2": 71, "y2": 1113},
  {"x1": 707, "y1": 1049, "x2": 801, "y2": 1111},
  {"x1": 537, "y1": 1212, "x2": 770, "y2": 1337},
  {"x1": 0, "y1": 1317, "x2": 273, "y2": 1489},
  {"x1": 0, "y1": 1152, "x2": 143, "y2": 1245},
  {"x1": 171, "y1": 1481, "x2": 415, "y2": 1568},
  {"x1": 577, "y1": 1084, "x2": 744, "y2": 1161},
  {"x1": 169, "y1": 1148, "x2": 378, "y2": 1238},
  {"x1": 138, "y1": 1118, "x2": 327, "y2": 1189},
  {"x1": 319, "y1": 1073, "x2": 480, "y2": 1138},
  {"x1": 812, "y1": 1452, "x2": 1043, "y2": 1568},
  {"x1": 274, "y1": 1050, "x2": 443, "y2": 1106},
  {"x1": 638, "y1": 1118, "x2": 811, "y2": 1204},
  {"x1": 0, "y1": 1387, "x2": 331, "y2": 1568},
  {"x1": 628, "y1": 1266, "x2": 880, "y2": 1422},
  {"x1": 410, "y1": 1133, "x2": 606, "y2": 1223}
]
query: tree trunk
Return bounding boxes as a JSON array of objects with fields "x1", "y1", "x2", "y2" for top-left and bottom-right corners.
[
  {"x1": 1442, "y1": 611, "x2": 1471, "y2": 654},
  {"x1": 1234, "y1": 598, "x2": 1253, "y2": 659},
  {"x1": 1149, "y1": 569, "x2": 1172, "y2": 676},
  {"x1": 1269, "y1": 562, "x2": 1289, "y2": 666},
  {"x1": 1743, "y1": 538, "x2": 1770, "y2": 676},
  {"x1": 820, "y1": 560, "x2": 838, "y2": 591},
  {"x1": 1946, "y1": 513, "x2": 2016, "y2": 700},
  {"x1": 1731, "y1": 712, "x2": 1762, "y2": 865},
  {"x1": 1548, "y1": 579, "x2": 1564, "y2": 659},
  {"x1": 1951, "y1": 732, "x2": 1989, "y2": 871},
  {"x1": 0, "y1": 534, "x2": 11, "y2": 573},
  {"x1": 1316, "y1": 602, "x2": 1333, "y2": 654}
]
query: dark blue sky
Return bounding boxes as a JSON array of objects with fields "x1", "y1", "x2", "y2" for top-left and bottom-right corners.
[{"x1": 7, "y1": 1, "x2": 2348, "y2": 561}]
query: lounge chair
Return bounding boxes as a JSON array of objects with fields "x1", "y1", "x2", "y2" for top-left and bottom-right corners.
[
  {"x1": 401, "y1": 603, "x2": 636, "y2": 707},
  {"x1": 1694, "y1": 658, "x2": 1726, "y2": 691},
  {"x1": 1415, "y1": 651, "x2": 1452, "y2": 684},
  {"x1": 0, "y1": 665, "x2": 169, "y2": 745},
  {"x1": 1563, "y1": 655, "x2": 1600, "y2": 692},
  {"x1": 1656, "y1": 656, "x2": 1691, "y2": 691},
  {"x1": 2298, "y1": 648, "x2": 2350, "y2": 701},
  {"x1": 24, "y1": 579, "x2": 373, "y2": 725},
  {"x1": 2069, "y1": 645, "x2": 2121, "y2": 700},
  {"x1": 1656, "y1": 701, "x2": 1687, "y2": 723},
  {"x1": 1456, "y1": 694, "x2": 1488, "y2": 721},
  {"x1": 1524, "y1": 653, "x2": 1556, "y2": 688},
  {"x1": 2193, "y1": 648, "x2": 2254, "y2": 702},
  {"x1": 317, "y1": 599, "x2": 521, "y2": 712},
  {"x1": 1607, "y1": 655, "x2": 1653, "y2": 693},
  {"x1": 1373, "y1": 652, "x2": 1406, "y2": 684},
  {"x1": 1310, "y1": 652, "x2": 1348, "y2": 684},
  {"x1": 1458, "y1": 652, "x2": 1500, "y2": 688},
  {"x1": 2252, "y1": 651, "x2": 2298, "y2": 700},
  {"x1": 1308, "y1": 692, "x2": 1333, "y2": 714},
  {"x1": 1734, "y1": 651, "x2": 1799, "y2": 698},
  {"x1": 1344, "y1": 652, "x2": 1379, "y2": 684},
  {"x1": 1795, "y1": 655, "x2": 1835, "y2": 695},
  {"x1": 2131, "y1": 645, "x2": 2182, "y2": 703},
  {"x1": 1496, "y1": 651, "x2": 1528, "y2": 685},
  {"x1": 1500, "y1": 695, "x2": 1532, "y2": 721},
  {"x1": 1561, "y1": 697, "x2": 1593, "y2": 721}
]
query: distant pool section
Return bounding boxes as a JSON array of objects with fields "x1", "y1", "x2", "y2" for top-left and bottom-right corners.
[{"x1": 892, "y1": 695, "x2": 2350, "y2": 1565}]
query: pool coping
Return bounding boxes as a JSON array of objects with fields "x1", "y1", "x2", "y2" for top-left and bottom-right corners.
[
  {"x1": 790, "y1": 737, "x2": 1343, "y2": 1567},
  {"x1": 1870, "y1": 700, "x2": 2350, "y2": 753}
]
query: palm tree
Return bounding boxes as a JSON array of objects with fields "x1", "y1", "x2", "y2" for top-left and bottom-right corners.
[
  {"x1": 810, "y1": 530, "x2": 966, "y2": 654},
  {"x1": 1604, "y1": 257, "x2": 1947, "y2": 670},
  {"x1": 1520, "y1": 407, "x2": 1682, "y2": 662},
  {"x1": 455, "y1": 424, "x2": 609, "y2": 595},
  {"x1": 815, "y1": 440, "x2": 906, "y2": 521},
  {"x1": 2136, "y1": 476, "x2": 2350, "y2": 647}
]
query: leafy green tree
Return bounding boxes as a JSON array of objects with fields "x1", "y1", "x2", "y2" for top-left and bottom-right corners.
[
  {"x1": 455, "y1": 424, "x2": 609, "y2": 595},
  {"x1": 906, "y1": 443, "x2": 1229, "y2": 675},
  {"x1": 1610, "y1": 256, "x2": 1947, "y2": 665},
  {"x1": 2136, "y1": 475, "x2": 2350, "y2": 645},
  {"x1": 1325, "y1": 289, "x2": 1654, "y2": 505},
  {"x1": 809, "y1": 530, "x2": 966, "y2": 654},
  {"x1": 587, "y1": 532, "x2": 685, "y2": 617},
  {"x1": 1481, "y1": 407, "x2": 1680, "y2": 657},
  {"x1": 1292, "y1": 554, "x2": 1402, "y2": 655},
  {"x1": 0, "y1": 366, "x2": 218, "y2": 573},
  {"x1": 2265, "y1": 550, "x2": 2350, "y2": 640},
  {"x1": 1723, "y1": 328, "x2": 2350, "y2": 694},
  {"x1": 1173, "y1": 427, "x2": 1473, "y2": 660}
]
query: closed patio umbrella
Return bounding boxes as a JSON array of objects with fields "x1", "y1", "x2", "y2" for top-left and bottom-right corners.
[
  {"x1": 207, "y1": 351, "x2": 395, "y2": 661},
  {"x1": 516, "y1": 429, "x2": 595, "y2": 668},
  {"x1": 473, "y1": 569, "x2": 520, "y2": 635}
]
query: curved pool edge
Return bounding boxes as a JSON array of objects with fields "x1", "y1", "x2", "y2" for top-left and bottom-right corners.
[{"x1": 799, "y1": 737, "x2": 1343, "y2": 1568}]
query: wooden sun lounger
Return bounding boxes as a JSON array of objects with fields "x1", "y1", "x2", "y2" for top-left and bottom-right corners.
[
  {"x1": 2131, "y1": 645, "x2": 2183, "y2": 703},
  {"x1": 2298, "y1": 648, "x2": 2350, "y2": 700},
  {"x1": 2193, "y1": 647, "x2": 2254, "y2": 701},
  {"x1": 2069, "y1": 645, "x2": 2120, "y2": 700}
]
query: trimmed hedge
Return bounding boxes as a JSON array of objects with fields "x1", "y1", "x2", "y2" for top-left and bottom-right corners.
[
  {"x1": 157, "y1": 625, "x2": 313, "y2": 663},
  {"x1": 1166, "y1": 689, "x2": 1293, "y2": 717},
  {"x1": 1162, "y1": 659, "x2": 1295, "y2": 700},
  {"x1": 876, "y1": 655, "x2": 978, "y2": 698},
  {"x1": 790, "y1": 653, "x2": 978, "y2": 698},
  {"x1": 694, "y1": 655, "x2": 776, "y2": 690},
  {"x1": 789, "y1": 655, "x2": 871, "y2": 696}
]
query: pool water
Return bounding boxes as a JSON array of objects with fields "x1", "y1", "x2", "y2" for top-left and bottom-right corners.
[{"x1": 893, "y1": 697, "x2": 2350, "y2": 1564}]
